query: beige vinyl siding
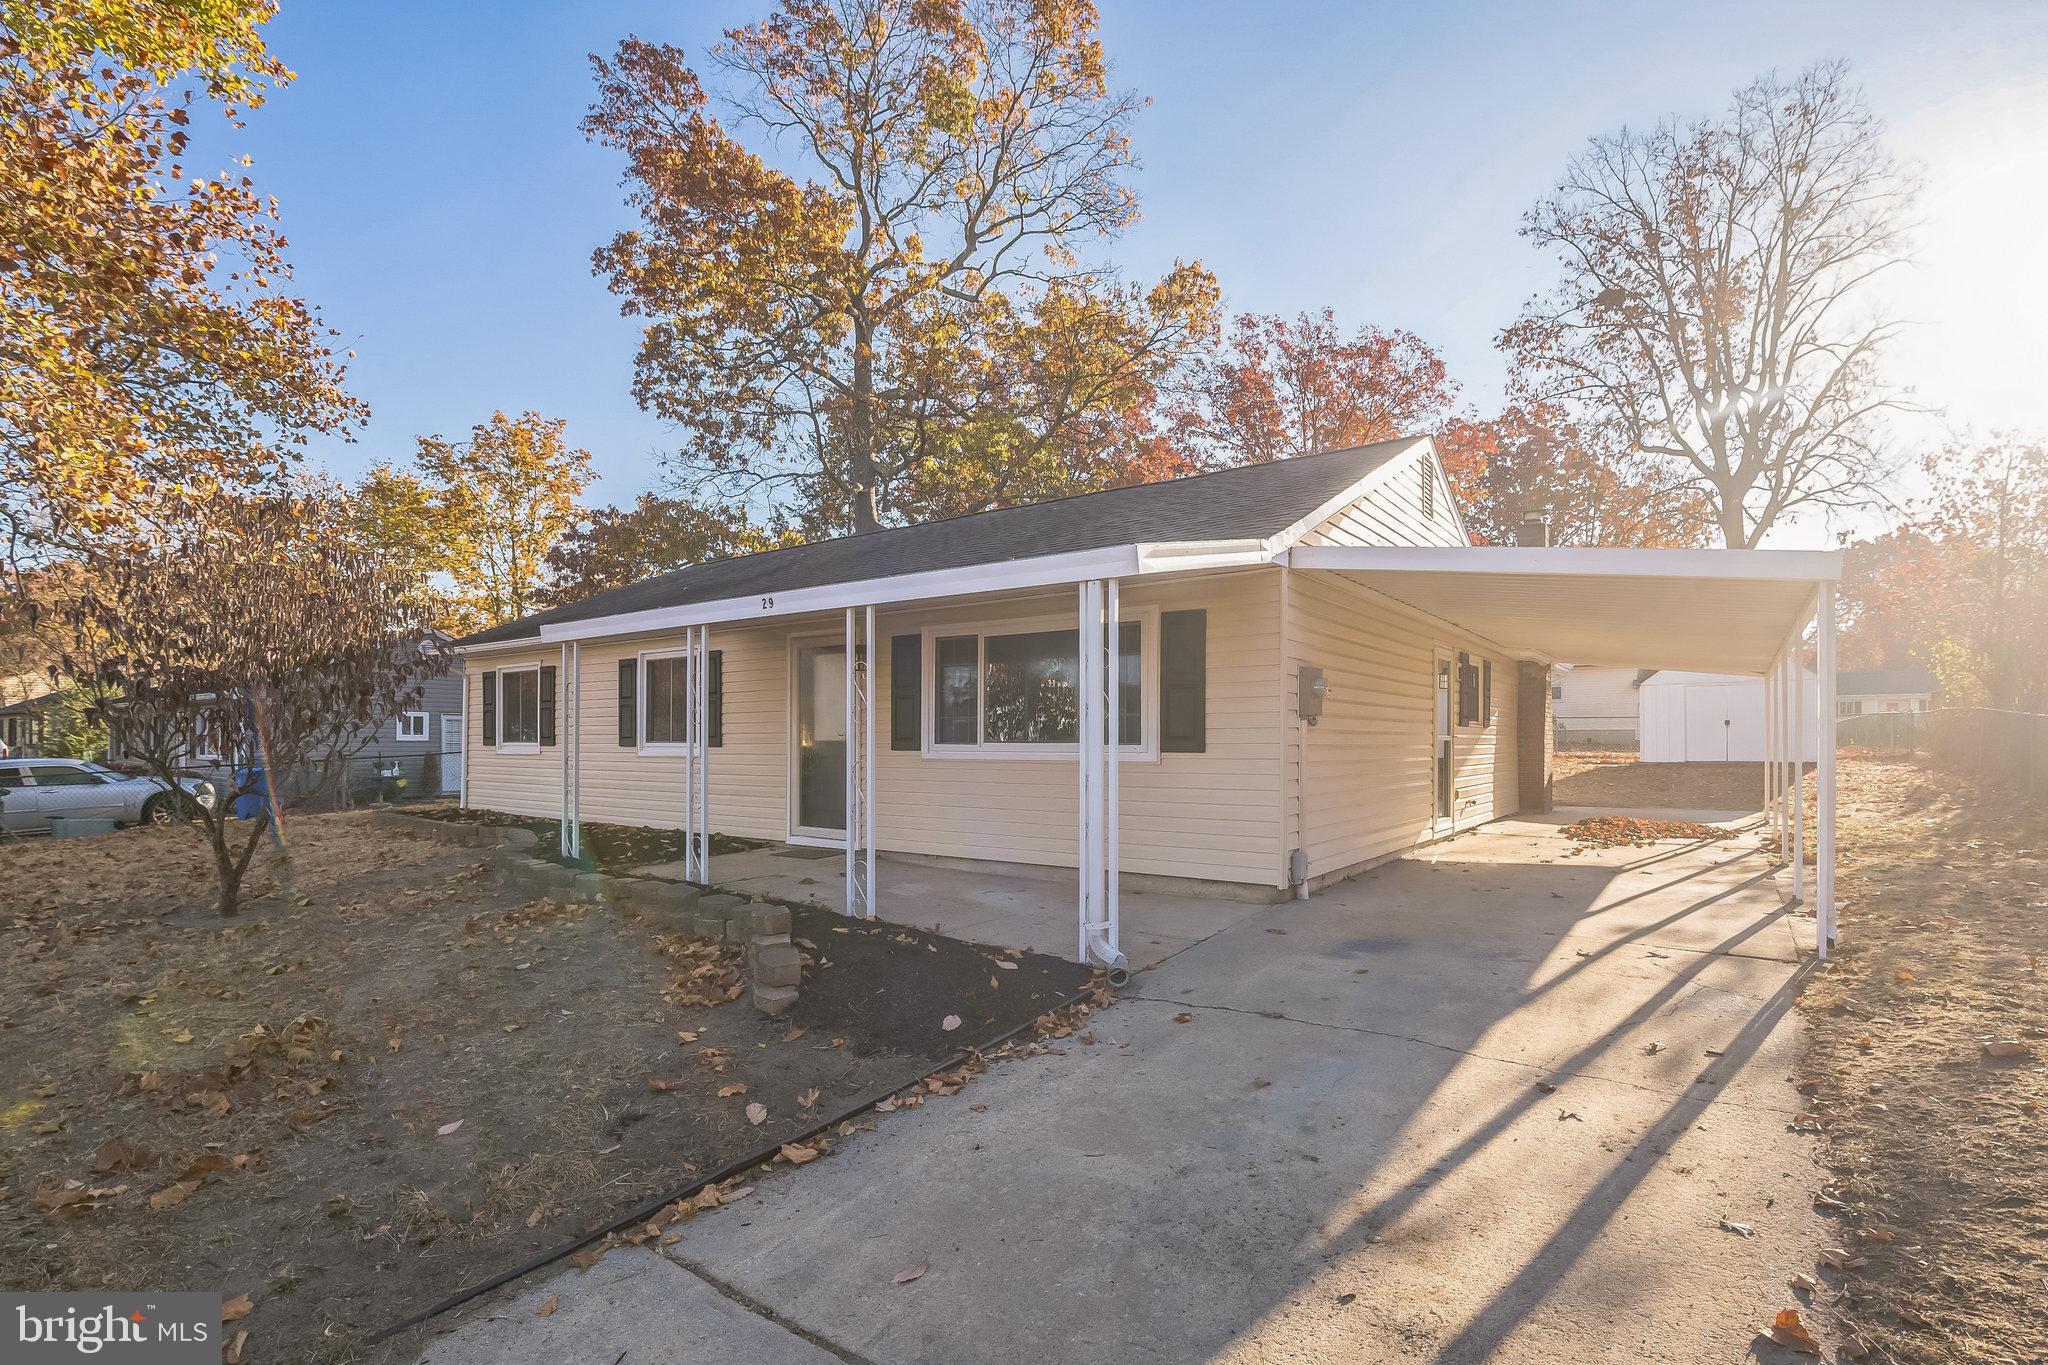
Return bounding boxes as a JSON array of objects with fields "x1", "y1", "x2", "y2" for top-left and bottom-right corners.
[
  {"x1": 463, "y1": 648, "x2": 563, "y2": 819},
  {"x1": 1299, "y1": 446, "x2": 1468, "y2": 549},
  {"x1": 468, "y1": 568, "x2": 1285, "y2": 888},
  {"x1": 1284, "y1": 569, "x2": 1519, "y2": 882}
]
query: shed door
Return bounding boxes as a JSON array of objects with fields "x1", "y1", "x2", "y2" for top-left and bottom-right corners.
[
  {"x1": 439, "y1": 714, "x2": 463, "y2": 794},
  {"x1": 1683, "y1": 686, "x2": 1731, "y2": 762}
]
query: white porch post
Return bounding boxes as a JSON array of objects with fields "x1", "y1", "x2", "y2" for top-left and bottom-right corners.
[
  {"x1": 682, "y1": 629, "x2": 697, "y2": 881},
  {"x1": 1792, "y1": 634, "x2": 1806, "y2": 903},
  {"x1": 864, "y1": 603, "x2": 876, "y2": 920},
  {"x1": 1777, "y1": 652, "x2": 1791, "y2": 858},
  {"x1": 1076, "y1": 580, "x2": 1097, "y2": 962},
  {"x1": 697, "y1": 625, "x2": 711, "y2": 885},
  {"x1": 1106, "y1": 579, "x2": 1121, "y2": 958},
  {"x1": 1817, "y1": 585, "x2": 1838, "y2": 958},
  {"x1": 560, "y1": 642, "x2": 579, "y2": 860},
  {"x1": 844, "y1": 607, "x2": 856, "y2": 916}
]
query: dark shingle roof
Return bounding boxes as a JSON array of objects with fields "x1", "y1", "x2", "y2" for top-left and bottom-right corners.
[
  {"x1": 1837, "y1": 669, "x2": 1938, "y2": 697},
  {"x1": 460, "y1": 438, "x2": 1417, "y2": 646}
]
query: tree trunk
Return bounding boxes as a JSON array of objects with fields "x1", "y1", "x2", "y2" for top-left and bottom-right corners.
[
  {"x1": 1714, "y1": 476, "x2": 1755, "y2": 548},
  {"x1": 848, "y1": 316, "x2": 880, "y2": 534}
]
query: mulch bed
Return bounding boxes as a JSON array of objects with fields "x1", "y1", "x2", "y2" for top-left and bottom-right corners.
[
  {"x1": 789, "y1": 906, "x2": 1093, "y2": 1059},
  {"x1": 1553, "y1": 752, "x2": 1769, "y2": 811},
  {"x1": 412, "y1": 805, "x2": 770, "y2": 872},
  {"x1": 0, "y1": 812, "x2": 1097, "y2": 1364}
]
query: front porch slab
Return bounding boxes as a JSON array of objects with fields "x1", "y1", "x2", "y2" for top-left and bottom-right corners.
[{"x1": 636, "y1": 845, "x2": 1272, "y2": 970}]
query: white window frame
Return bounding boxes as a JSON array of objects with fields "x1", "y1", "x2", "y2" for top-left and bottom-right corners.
[
  {"x1": 395, "y1": 710, "x2": 430, "y2": 742},
  {"x1": 920, "y1": 607, "x2": 1158, "y2": 762},
  {"x1": 636, "y1": 647, "x2": 701, "y2": 757},
  {"x1": 497, "y1": 663, "x2": 542, "y2": 755}
]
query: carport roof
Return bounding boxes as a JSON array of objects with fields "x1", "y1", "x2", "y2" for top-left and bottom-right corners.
[{"x1": 1289, "y1": 546, "x2": 1840, "y2": 674}]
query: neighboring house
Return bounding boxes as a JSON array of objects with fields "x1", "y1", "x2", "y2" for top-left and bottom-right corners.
[
  {"x1": 453, "y1": 437, "x2": 1848, "y2": 968},
  {"x1": 1836, "y1": 669, "x2": 1937, "y2": 717},
  {"x1": 1639, "y1": 669, "x2": 1821, "y2": 763},
  {"x1": 0, "y1": 692, "x2": 58, "y2": 757},
  {"x1": 106, "y1": 636, "x2": 466, "y2": 801},
  {"x1": 1551, "y1": 666, "x2": 1652, "y2": 749}
]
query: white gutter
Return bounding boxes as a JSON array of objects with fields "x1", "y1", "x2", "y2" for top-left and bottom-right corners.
[{"x1": 1287, "y1": 544, "x2": 1845, "y2": 581}]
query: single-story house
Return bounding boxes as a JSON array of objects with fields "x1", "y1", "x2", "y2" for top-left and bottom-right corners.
[
  {"x1": 454, "y1": 437, "x2": 1849, "y2": 963},
  {"x1": 1836, "y1": 669, "x2": 1938, "y2": 717},
  {"x1": 1639, "y1": 669, "x2": 1821, "y2": 763},
  {"x1": 1550, "y1": 666, "x2": 1653, "y2": 749}
]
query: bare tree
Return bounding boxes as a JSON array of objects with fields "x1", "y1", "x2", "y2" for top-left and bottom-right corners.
[
  {"x1": 60, "y1": 490, "x2": 439, "y2": 915},
  {"x1": 1503, "y1": 61, "x2": 1915, "y2": 547}
]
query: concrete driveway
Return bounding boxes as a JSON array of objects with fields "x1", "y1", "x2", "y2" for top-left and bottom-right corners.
[{"x1": 416, "y1": 814, "x2": 1830, "y2": 1365}]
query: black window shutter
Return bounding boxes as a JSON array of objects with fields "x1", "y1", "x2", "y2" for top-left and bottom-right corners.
[
  {"x1": 707, "y1": 651, "x2": 724, "y2": 747},
  {"x1": 539, "y1": 665, "x2": 557, "y2": 746},
  {"x1": 1457, "y1": 652, "x2": 1478, "y2": 726},
  {"x1": 891, "y1": 635, "x2": 920, "y2": 750},
  {"x1": 618, "y1": 659, "x2": 636, "y2": 745},
  {"x1": 1160, "y1": 609, "x2": 1207, "y2": 753},
  {"x1": 481, "y1": 670, "x2": 497, "y2": 746},
  {"x1": 1482, "y1": 660, "x2": 1493, "y2": 726}
]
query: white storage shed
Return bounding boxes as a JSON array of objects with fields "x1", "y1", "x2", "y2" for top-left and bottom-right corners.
[{"x1": 1640, "y1": 670, "x2": 1820, "y2": 764}]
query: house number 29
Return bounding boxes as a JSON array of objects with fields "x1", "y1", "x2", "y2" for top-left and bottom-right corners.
[{"x1": 760, "y1": 596, "x2": 774, "y2": 610}]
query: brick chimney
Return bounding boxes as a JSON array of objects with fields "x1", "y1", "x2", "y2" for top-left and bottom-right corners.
[{"x1": 1518, "y1": 507, "x2": 1553, "y2": 548}]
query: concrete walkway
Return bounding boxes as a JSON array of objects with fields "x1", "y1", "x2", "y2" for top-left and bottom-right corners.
[{"x1": 418, "y1": 814, "x2": 1829, "y2": 1365}]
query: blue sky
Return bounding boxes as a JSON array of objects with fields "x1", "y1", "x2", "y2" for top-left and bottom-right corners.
[{"x1": 242, "y1": 1, "x2": 2048, "y2": 544}]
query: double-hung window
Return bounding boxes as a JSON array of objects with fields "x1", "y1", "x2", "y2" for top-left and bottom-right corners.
[
  {"x1": 498, "y1": 665, "x2": 541, "y2": 751},
  {"x1": 638, "y1": 650, "x2": 695, "y2": 755},
  {"x1": 396, "y1": 711, "x2": 429, "y2": 742},
  {"x1": 925, "y1": 614, "x2": 1150, "y2": 758}
]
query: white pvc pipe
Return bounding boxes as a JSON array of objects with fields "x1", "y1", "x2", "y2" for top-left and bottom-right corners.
[
  {"x1": 864, "y1": 603, "x2": 876, "y2": 920},
  {"x1": 1817, "y1": 586, "x2": 1838, "y2": 957}
]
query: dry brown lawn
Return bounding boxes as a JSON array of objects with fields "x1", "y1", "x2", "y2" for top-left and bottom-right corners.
[
  {"x1": 1800, "y1": 757, "x2": 2047, "y2": 1364},
  {"x1": 1554, "y1": 749, "x2": 1769, "y2": 811},
  {"x1": 0, "y1": 813, "x2": 1026, "y2": 1362}
]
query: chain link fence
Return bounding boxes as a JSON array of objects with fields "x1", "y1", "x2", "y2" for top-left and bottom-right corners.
[
  {"x1": 1841, "y1": 706, "x2": 2048, "y2": 799},
  {"x1": 138, "y1": 752, "x2": 459, "y2": 814}
]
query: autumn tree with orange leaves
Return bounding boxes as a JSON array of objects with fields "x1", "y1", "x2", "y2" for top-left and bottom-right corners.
[
  {"x1": 1174, "y1": 310, "x2": 1455, "y2": 470},
  {"x1": 1438, "y1": 404, "x2": 1711, "y2": 547},
  {"x1": 583, "y1": 0, "x2": 1218, "y2": 536},
  {"x1": 0, "y1": 0, "x2": 362, "y2": 583}
]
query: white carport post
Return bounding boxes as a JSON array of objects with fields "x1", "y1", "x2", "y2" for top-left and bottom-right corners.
[
  {"x1": 864, "y1": 604, "x2": 876, "y2": 919},
  {"x1": 1764, "y1": 650, "x2": 1779, "y2": 846},
  {"x1": 1816, "y1": 586, "x2": 1838, "y2": 958},
  {"x1": 1792, "y1": 636, "x2": 1807, "y2": 903}
]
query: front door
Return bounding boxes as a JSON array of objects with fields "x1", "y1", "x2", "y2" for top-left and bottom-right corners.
[
  {"x1": 439, "y1": 713, "x2": 463, "y2": 794},
  {"x1": 792, "y1": 642, "x2": 847, "y2": 838},
  {"x1": 1433, "y1": 653, "x2": 1454, "y2": 829}
]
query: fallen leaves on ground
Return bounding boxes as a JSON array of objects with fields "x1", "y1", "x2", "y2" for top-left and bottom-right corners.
[
  {"x1": 221, "y1": 1294, "x2": 254, "y2": 1323},
  {"x1": 1559, "y1": 815, "x2": 1734, "y2": 848},
  {"x1": 1766, "y1": 1307, "x2": 1822, "y2": 1355},
  {"x1": 892, "y1": 1263, "x2": 927, "y2": 1285},
  {"x1": 536, "y1": 1295, "x2": 558, "y2": 1317}
]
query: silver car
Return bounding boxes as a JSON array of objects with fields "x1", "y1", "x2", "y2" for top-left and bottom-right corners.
[{"x1": 0, "y1": 758, "x2": 215, "y2": 835}]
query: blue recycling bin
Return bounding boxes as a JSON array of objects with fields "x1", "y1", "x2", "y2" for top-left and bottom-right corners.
[{"x1": 232, "y1": 766, "x2": 267, "y2": 819}]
